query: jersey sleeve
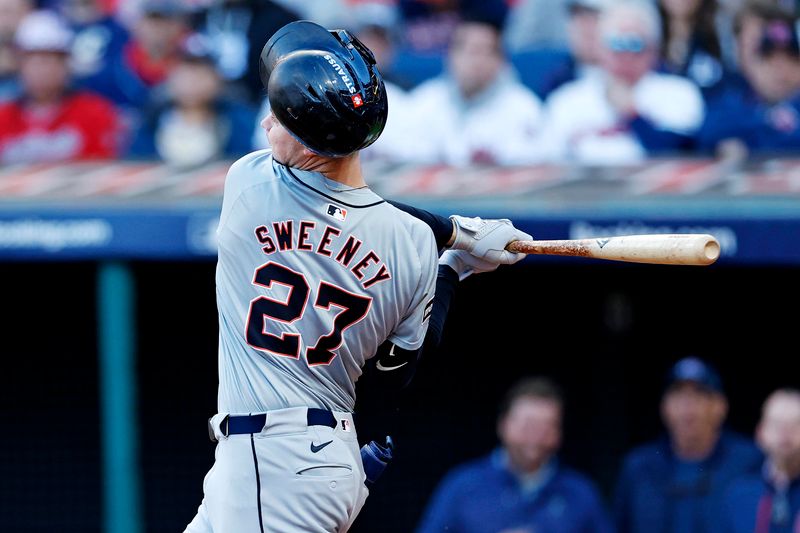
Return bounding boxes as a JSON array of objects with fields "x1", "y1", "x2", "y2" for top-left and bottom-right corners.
[
  {"x1": 218, "y1": 149, "x2": 272, "y2": 231},
  {"x1": 387, "y1": 219, "x2": 438, "y2": 351}
]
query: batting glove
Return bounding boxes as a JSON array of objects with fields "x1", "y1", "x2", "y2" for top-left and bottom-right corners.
[
  {"x1": 439, "y1": 249, "x2": 500, "y2": 281},
  {"x1": 449, "y1": 215, "x2": 531, "y2": 265}
]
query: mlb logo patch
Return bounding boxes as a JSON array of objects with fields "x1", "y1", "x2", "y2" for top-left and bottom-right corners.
[
  {"x1": 351, "y1": 94, "x2": 363, "y2": 108},
  {"x1": 327, "y1": 204, "x2": 347, "y2": 221},
  {"x1": 341, "y1": 419, "x2": 351, "y2": 432}
]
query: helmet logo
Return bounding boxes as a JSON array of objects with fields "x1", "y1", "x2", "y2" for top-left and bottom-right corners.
[
  {"x1": 323, "y1": 54, "x2": 356, "y2": 94},
  {"x1": 351, "y1": 94, "x2": 363, "y2": 108}
]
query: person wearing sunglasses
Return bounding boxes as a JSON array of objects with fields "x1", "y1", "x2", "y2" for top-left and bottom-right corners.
[{"x1": 542, "y1": 0, "x2": 704, "y2": 165}]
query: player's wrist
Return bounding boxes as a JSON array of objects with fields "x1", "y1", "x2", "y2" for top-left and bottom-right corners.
[
  {"x1": 446, "y1": 219, "x2": 456, "y2": 248},
  {"x1": 438, "y1": 249, "x2": 471, "y2": 281}
]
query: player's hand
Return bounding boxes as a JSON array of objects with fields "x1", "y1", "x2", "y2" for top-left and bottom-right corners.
[
  {"x1": 449, "y1": 215, "x2": 531, "y2": 265},
  {"x1": 439, "y1": 249, "x2": 500, "y2": 281}
]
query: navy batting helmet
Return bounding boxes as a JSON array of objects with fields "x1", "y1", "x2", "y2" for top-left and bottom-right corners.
[{"x1": 260, "y1": 21, "x2": 388, "y2": 157}]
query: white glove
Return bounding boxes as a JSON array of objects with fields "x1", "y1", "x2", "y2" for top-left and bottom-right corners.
[
  {"x1": 449, "y1": 215, "x2": 531, "y2": 265},
  {"x1": 439, "y1": 249, "x2": 500, "y2": 281}
]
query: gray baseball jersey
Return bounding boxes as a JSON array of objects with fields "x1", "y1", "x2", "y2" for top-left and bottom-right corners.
[{"x1": 215, "y1": 149, "x2": 438, "y2": 414}]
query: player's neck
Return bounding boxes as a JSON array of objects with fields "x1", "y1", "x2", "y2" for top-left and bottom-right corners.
[
  {"x1": 313, "y1": 154, "x2": 367, "y2": 189},
  {"x1": 285, "y1": 150, "x2": 367, "y2": 188}
]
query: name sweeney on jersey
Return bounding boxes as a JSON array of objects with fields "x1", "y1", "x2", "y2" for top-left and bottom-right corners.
[{"x1": 254, "y1": 220, "x2": 391, "y2": 290}]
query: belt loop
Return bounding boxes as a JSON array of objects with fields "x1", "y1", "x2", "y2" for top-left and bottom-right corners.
[{"x1": 222, "y1": 415, "x2": 230, "y2": 437}]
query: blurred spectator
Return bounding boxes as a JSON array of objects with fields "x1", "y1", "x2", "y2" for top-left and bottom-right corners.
[
  {"x1": 532, "y1": 0, "x2": 608, "y2": 100},
  {"x1": 416, "y1": 377, "x2": 614, "y2": 533},
  {"x1": 398, "y1": 0, "x2": 462, "y2": 53},
  {"x1": 0, "y1": 35, "x2": 17, "y2": 99},
  {"x1": 271, "y1": 0, "x2": 350, "y2": 28},
  {"x1": 0, "y1": 0, "x2": 29, "y2": 38},
  {"x1": 733, "y1": 0, "x2": 799, "y2": 73},
  {"x1": 723, "y1": 389, "x2": 800, "y2": 533},
  {"x1": 349, "y1": 2, "x2": 409, "y2": 88},
  {"x1": 504, "y1": 0, "x2": 570, "y2": 51},
  {"x1": 543, "y1": 0, "x2": 704, "y2": 164},
  {"x1": 735, "y1": 0, "x2": 780, "y2": 74},
  {"x1": 124, "y1": 0, "x2": 190, "y2": 92},
  {"x1": 60, "y1": 0, "x2": 135, "y2": 107},
  {"x1": 716, "y1": 0, "x2": 746, "y2": 67},
  {"x1": 128, "y1": 35, "x2": 255, "y2": 168},
  {"x1": 0, "y1": 10, "x2": 120, "y2": 163},
  {"x1": 0, "y1": 0, "x2": 31, "y2": 100},
  {"x1": 349, "y1": 2, "x2": 418, "y2": 162},
  {"x1": 191, "y1": 0, "x2": 298, "y2": 103},
  {"x1": 614, "y1": 357, "x2": 763, "y2": 533},
  {"x1": 396, "y1": 12, "x2": 545, "y2": 165},
  {"x1": 657, "y1": 0, "x2": 727, "y2": 94},
  {"x1": 699, "y1": 5, "x2": 800, "y2": 157}
]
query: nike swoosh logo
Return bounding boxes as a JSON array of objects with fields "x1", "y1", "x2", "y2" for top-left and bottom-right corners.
[
  {"x1": 376, "y1": 360, "x2": 408, "y2": 371},
  {"x1": 376, "y1": 344, "x2": 407, "y2": 371},
  {"x1": 310, "y1": 440, "x2": 333, "y2": 453}
]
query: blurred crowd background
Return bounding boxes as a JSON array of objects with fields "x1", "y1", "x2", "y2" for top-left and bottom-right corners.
[{"x1": 1, "y1": 0, "x2": 800, "y2": 170}]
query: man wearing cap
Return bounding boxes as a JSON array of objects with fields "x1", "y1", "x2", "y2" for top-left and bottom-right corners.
[
  {"x1": 0, "y1": 10, "x2": 120, "y2": 163},
  {"x1": 698, "y1": 2, "x2": 800, "y2": 157},
  {"x1": 416, "y1": 377, "x2": 614, "y2": 533},
  {"x1": 614, "y1": 357, "x2": 762, "y2": 533},
  {"x1": 722, "y1": 388, "x2": 800, "y2": 533}
]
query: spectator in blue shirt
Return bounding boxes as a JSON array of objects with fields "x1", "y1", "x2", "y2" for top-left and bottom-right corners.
[
  {"x1": 656, "y1": 0, "x2": 727, "y2": 96},
  {"x1": 614, "y1": 357, "x2": 763, "y2": 533},
  {"x1": 416, "y1": 377, "x2": 614, "y2": 533},
  {"x1": 61, "y1": 0, "x2": 133, "y2": 107},
  {"x1": 723, "y1": 388, "x2": 800, "y2": 533},
  {"x1": 698, "y1": 4, "x2": 800, "y2": 158}
]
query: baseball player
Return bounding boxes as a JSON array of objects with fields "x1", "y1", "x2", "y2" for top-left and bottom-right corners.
[{"x1": 184, "y1": 21, "x2": 531, "y2": 533}]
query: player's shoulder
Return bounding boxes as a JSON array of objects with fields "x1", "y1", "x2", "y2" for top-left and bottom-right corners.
[
  {"x1": 228, "y1": 148, "x2": 275, "y2": 178},
  {"x1": 224, "y1": 149, "x2": 279, "y2": 195},
  {"x1": 381, "y1": 203, "x2": 438, "y2": 252}
]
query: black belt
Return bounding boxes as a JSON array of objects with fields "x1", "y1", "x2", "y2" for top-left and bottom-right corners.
[{"x1": 209, "y1": 408, "x2": 337, "y2": 441}]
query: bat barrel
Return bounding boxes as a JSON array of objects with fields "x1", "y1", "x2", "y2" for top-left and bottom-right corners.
[{"x1": 507, "y1": 234, "x2": 721, "y2": 266}]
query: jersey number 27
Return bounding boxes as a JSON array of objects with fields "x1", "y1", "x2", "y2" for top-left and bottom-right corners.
[{"x1": 245, "y1": 262, "x2": 372, "y2": 365}]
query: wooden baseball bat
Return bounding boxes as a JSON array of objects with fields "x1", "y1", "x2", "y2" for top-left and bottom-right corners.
[{"x1": 506, "y1": 234, "x2": 721, "y2": 266}]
